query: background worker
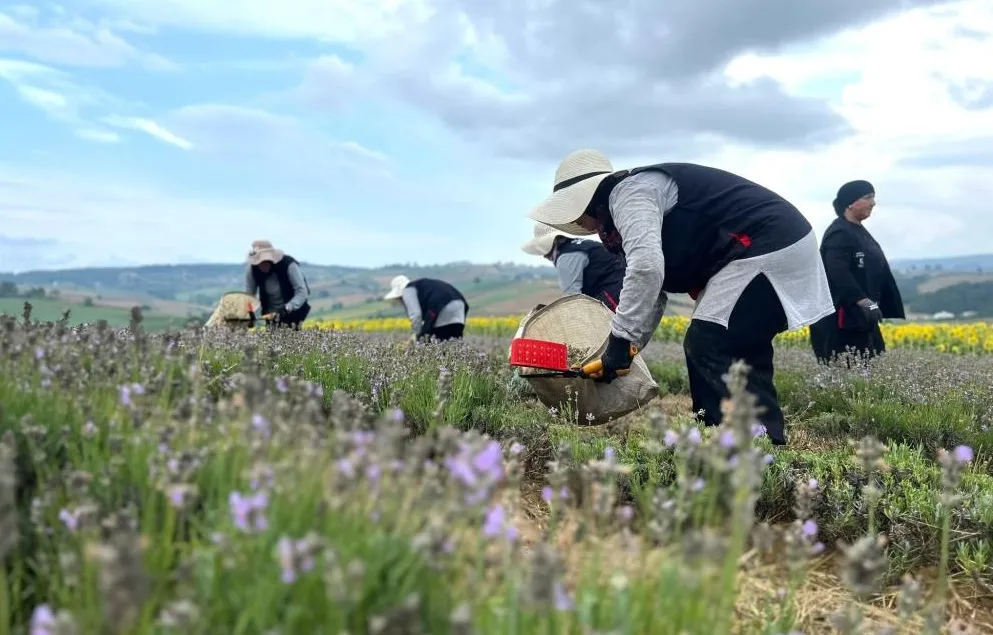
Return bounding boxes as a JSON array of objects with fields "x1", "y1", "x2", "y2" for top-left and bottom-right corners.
[
  {"x1": 245, "y1": 239, "x2": 312, "y2": 330},
  {"x1": 809, "y1": 180, "x2": 905, "y2": 365},
  {"x1": 522, "y1": 222, "x2": 626, "y2": 311},
  {"x1": 527, "y1": 149, "x2": 835, "y2": 446},
  {"x1": 384, "y1": 275, "x2": 470, "y2": 341}
]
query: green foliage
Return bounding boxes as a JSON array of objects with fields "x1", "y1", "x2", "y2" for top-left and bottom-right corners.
[{"x1": 0, "y1": 319, "x2": 987, "y2": 634}]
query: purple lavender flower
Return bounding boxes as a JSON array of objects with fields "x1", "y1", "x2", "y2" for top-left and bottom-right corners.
[
  {"x1": 30, "y1": 604, "x2": 55, "y2": 635},
  {"x1": 472, "y1": 441, "x2": 503, "y2": 477},
  {"x1": 275, "y1": 377, "x2": 288, "y2": 393},
  {"x1": 229, "y1": 491, "x2": 269, "y2": 533},
  {"x1": 663, "y1": 430, "x2": 679, "y2": 447},
  {"x1": 718, "y1": 430, "x2": 736, "y2": 448},
  {"x1": 251, "y1": 413, "x2": 271, "y2": 439},
  {"x1": 35, "y1": 347, "x2": 44, "y2": 360},
  {"x1": 686, "y1": 428, "x2": 701, "y2": 445},
  {"x1": 801, "y1": 519, "x2": 818, "y2": 539},
  {"x1": 58, "y1": 508, "x2": 79, "y2": 533},
  {"x1": 365, "y1": 464, "x2": 381, "y2": 484},
  {"x1": 482, "y1": 503, "x2": 518, "y2": 542},
  {"x1": 952, "y1": 445, "x2": 974, "y2": 464},
  {"x1": 336, "y1": 458, "x2": 356, "y2": 479},
  {"x1": 553, "y1": 582, "x2": 574, "y2": 611},
  {"x1": 541, "y1": 486, "x2": 554, "y2": 504}
]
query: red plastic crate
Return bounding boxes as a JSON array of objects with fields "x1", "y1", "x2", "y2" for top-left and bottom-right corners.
[{"x1": 508, "y1": 337, "x2": 569, "y2": 371}]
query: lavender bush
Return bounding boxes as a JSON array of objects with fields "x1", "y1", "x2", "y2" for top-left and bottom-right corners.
[{"x1": 0, "y1": 304, "x2": 990, "y2": 634}]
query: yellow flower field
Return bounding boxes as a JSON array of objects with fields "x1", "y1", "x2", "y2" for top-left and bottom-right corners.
[{"x1": 307, "y1": 315, "x2": 993, "y2": 354}]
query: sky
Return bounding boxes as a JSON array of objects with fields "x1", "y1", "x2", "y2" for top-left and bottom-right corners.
[{"x1": 1, "y1": 0, "x2": 992, "y2": 272}]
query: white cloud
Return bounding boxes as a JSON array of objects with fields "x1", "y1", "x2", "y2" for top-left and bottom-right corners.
[
  {"x1": 104, "y1": 116, "x2": 195, "y2": 150},
  {"x1": 0, "y1": 9, "x2": 175, "y2": 69},
  {"x1": 74, "y1": 128, "x2": 122, "y2": 143},
  {"x1": 0, "y1": 57, "x2": 137, "y2": 127},
  {"x1": 683, "y1": 0, "x2": 993, "y2": 257},
  {"x1": 0, "y1": 163, "x2": 450, "y2": 269},
  {"x1": 81, "y1": 0, "x2": 430, "y2": 44},
  {"x1": 15, "y1": 84, "x2": 69, "y2": 114}
]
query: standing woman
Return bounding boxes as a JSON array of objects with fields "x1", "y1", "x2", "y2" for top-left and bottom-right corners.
[
  {"x1": 521, "y1": 222, "x2": 626, "y2": 311},
  {"x1": 245, "y1": 239, "x2": 312, "y2": 329},
  {"x1": 527, "y1": 149, "x2": 835, "y2": 446},
  {"x1": 808, "y1": 180, "x2": 905, "y2": 364},
  {"x1": 384, "y1": 275, "x2": 470, "y2": 342}
]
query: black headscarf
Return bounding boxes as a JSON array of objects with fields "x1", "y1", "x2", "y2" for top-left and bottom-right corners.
[{"x1": 833, "y1": 180, "x2": 875, "y2": 216}]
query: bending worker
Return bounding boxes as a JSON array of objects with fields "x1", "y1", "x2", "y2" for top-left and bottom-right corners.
[
  {"x1": 527, "y1": 150, "x2": 835, "y2": 446},
  {"x1": 245, "y1": 239, "x2": 311, "y2": 329},
  {"x1": 384, "y1": 275, "x2": 470, "y2": 341},
  {"x1": 809, "y1": 180, "x2": 905, "y2": 364},
  {"x1": 521, "y1": 222, "x2": 626, "y2": 311}
]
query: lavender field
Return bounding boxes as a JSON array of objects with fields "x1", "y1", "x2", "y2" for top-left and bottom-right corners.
[{"x1": 1, "y1": 306, "x2": 991, "y2": 634}]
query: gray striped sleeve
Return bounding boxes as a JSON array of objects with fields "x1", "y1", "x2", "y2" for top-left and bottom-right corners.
[{"x1": 607, "y1": 171, "x2": 678, "y2": 349}]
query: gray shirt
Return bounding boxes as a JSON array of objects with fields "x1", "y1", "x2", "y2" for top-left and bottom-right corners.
[
  {"x1": 607, "y1": 171, "x2": 679, "y2": 350},
  {"x1": 400, "y1": 286, "x2": 466, "y2": 333},
  {"x1": 553, "y1": 251, "x2": 588, "y2": 294},
  {"x1": 245, "y1": 261, "x2": 309, "y2": 314}
]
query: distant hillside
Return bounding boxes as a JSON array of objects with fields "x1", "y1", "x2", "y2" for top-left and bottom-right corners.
[
  {"x1": 890, "y1": 254, "x2": 993, "y2": 273},
  {"x1": 0, "y1": 261, "x2": 704, "y2": 323},
  {"x1": 4, "y1": 254, "x2": 993, "y2": 329}
]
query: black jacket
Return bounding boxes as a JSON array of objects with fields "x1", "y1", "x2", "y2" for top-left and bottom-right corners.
[
  {"x1": 554, "y1": 238, "x2": 626, "y2": 311},
  {"x1": 820, "y1": 217, "x2": 905, "y2": 330},
  {"x1": 250, "y1": 255, "x2": 311, "y2": 316},
  {"x1": 407, "y1": 278, "x2": 469, "y2": 336}
]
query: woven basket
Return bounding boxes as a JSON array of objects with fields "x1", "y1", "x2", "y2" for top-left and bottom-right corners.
[{"x1": 513, "y1": 294, "x2": 660, "y2": 423}]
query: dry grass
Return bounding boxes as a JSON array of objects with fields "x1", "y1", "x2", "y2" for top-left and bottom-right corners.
[{"x1": 511, "y1": 464, "x2": 993, "y2": 634}]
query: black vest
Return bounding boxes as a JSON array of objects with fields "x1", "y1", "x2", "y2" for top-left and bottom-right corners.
[
  {"x1": 251, "y1": 255, "x2": 311, "y2": 314},
  {"x1": 600, "y1": 163, "x2": 813, "y2": 295},
  {"x1": 408, "y1": 278, "x2": 469, "y2": 329},
  {"x1": 555, "y1": 238, "x2": 626, "y2": 310}
]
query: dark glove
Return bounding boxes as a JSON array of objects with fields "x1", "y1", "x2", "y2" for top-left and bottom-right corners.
[
  {"x1": 857, "y1": 299, "x2": 882, "y2": 325},
  {"x1": 277, "y1": 307, "x2": 292, "y2": 324},
  {"x1": 591, "y1": 333, "x2": 636, "y2": 383}
]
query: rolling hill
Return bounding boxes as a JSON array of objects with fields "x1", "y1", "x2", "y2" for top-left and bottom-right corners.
[{"x1": 3, "y1": 254, "x2": 993, "y2": 330}]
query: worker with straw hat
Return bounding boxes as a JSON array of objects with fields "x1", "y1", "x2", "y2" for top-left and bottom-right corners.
[
  {"x1": 527, "y1": 149, "x2": 834, "y2": 446},
  {"x1": 384, "y1": 275, "x2": 470, "y2": 342},
  {"x1": 521, "y1": 222, "x2": 626, "y2": 311},
  {"x1": 245, "y1": 239, "x2": 312, "y2": 330}
]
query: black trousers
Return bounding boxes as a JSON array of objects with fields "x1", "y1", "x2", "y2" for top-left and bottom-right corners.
[
  {"x1": 809, "y1": 313, "x2": 885, "y2": 367},
  {"x1": 265, "y1": 303, "x2": 311, "y2": 330},
  {"x1": 682, "y1": 274, "x2": 789, "y2": 445},
  {"x1": 421, "y1": 323, "x2": 464, "y2": 341}
]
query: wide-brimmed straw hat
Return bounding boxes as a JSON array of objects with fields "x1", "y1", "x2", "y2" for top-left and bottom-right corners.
[
  {"x1": 383, "y1": 275, "x2": 410, "y2": 300},
  {"x1": 247, "y1": 240, "x2": 284, "y2": 266},
  {"x1": 528, "y1": 149, "x2": 616, "y2": 236},
  {"x1": 521, "y1": 222, "x2": 571, "y2": 257}
]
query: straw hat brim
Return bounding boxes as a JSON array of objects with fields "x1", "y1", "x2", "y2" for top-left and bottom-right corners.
[
  {"x1": 248, "y1": 248, "x2": 284, "y2": 266},
  {"x1": 521, "y1": 232, "x2": 558, "y2": 257},
  {"x1": 527, "y1": 174, "x2": 609, "y2": 236}
]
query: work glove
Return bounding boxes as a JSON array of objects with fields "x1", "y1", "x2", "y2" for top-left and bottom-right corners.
[
  {"x1": 856, "y1": 299, "x2": 882, "y2": 325},
  {"x1": 590, "y1": 333, "x2": 637, "y2": 384}
]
